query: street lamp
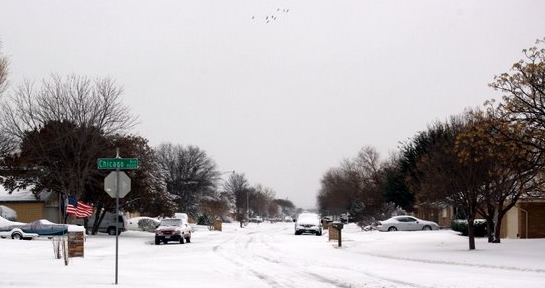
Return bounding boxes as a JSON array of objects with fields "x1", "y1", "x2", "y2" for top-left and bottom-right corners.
[{"x1": 246, "y1": 190, "x2": 249, "y2": 217}]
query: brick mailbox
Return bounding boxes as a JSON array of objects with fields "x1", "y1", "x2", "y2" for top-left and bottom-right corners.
[
  {"x1": 213, "y1": 220, "x2": 222, "y2": 231},
  {"x1": 329, "y1": 222, "x2": 344, "y2": 247},
  {"x1": 67, "y1": 231, "x2": 85, "y2": 258}
]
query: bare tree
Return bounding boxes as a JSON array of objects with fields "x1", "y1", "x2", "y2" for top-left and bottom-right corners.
[
  {"x1": 1, "y1": 74, "x2": 137, "y2": 141},
  {"x1": 250, "y1": 184, "x2": 276, "y2": 218},
  {"x1": 318, "y1": 168, "x2": 353, "y2": 217},
  {"x1": 273, "y1": 198, "x2": 296, "y2": 219},
  {"x1": 0, "y1": 40, "x2": 8, "y2": 96},
  {"x1": 0, "y1": 40, "x2": 13, "y2": 157},
  {"x1": 347, "y1": 146, "x2": 385, "y2": 217},
  {"x1": 155, "y1": 143, "x2": 219, "y2": 216},
  {"x1": 318, "y1": 146, "x2": 386, "y2": 222},
  {"x1": 222, "y1": 172, "x2": 251, "y2": 226}
]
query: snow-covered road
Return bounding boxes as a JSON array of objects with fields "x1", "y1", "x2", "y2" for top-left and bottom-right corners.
[
  {"x1": 202, "y1": 223, "x2": 417, "y2": 288},
  {"x1": 1, "y1": 222, "x2": 543, "y2": 287}
]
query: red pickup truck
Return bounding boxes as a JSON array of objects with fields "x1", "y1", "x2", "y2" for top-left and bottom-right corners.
[{"x1": 154, "y1": 218, "x2": 192, "y2": 245}]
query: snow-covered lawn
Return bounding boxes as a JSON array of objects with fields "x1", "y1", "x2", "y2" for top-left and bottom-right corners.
[{"x1": 1, "y1": 222, "x2": 543, "y2": 287}]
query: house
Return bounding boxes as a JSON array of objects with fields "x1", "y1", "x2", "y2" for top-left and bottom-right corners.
[
  {"x1": 501, "y1": 199, "x2": 545, "y2": 239},
  {"x1": 0, "y1": 184, "x2": 61, "y2": 223},
  {"x1": 414, "y1": 202, "x2": 453, "y2": 228},
  {"x1": 416, "y1": 198, "x2": 545, "y2": 239}
]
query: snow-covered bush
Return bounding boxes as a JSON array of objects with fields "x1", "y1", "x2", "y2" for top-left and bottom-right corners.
[
  {"x1": 138, "y1": 218, "x2": 159, "y2": 232},
  {"x1": 0, "y1": 205, "x2": 17, "y2": 221},
  {"x1": 451, "y1": 219, "x2": 487, "y2": 237}
]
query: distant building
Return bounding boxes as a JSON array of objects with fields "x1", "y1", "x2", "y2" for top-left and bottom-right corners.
[{"x1": 415, "y1": 198, "x2": 545, "y2": 239}]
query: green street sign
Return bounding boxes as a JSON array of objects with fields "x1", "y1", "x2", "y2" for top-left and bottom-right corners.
[{"x1": 98, "y1": 158, "x2": 139, "y2": 170}]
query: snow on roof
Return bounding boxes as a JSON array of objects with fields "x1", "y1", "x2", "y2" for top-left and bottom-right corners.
[
  {"x1": 0, "y1": 178, "x2": 52, "y2": 202},
  {"x1": 0, "y1": 184, "x2": 37, "y2": 201}
]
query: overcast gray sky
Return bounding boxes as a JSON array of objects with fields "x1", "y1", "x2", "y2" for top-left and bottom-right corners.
[{"x1": 1, "y1": 0, "x2": 544, "y2": 208}]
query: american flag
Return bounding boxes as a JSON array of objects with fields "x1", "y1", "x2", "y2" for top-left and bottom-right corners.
[{"x1": 66, "y1": 196, "x2": 94, "y2": 218}]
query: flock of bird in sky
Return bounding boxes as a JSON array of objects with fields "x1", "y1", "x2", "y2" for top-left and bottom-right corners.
[{"x1": 252, "y1": 8, "x2": 290, "y2": 24}]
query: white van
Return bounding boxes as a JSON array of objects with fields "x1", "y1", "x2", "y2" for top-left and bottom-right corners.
[
  {"x1": 75, "y1": 212, "x2": 127, "y2": 235},
  {"x1": 174, "y1": 213, "x2": 188, "y2": 221}
]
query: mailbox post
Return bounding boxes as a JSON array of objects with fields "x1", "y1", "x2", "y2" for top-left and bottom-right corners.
[{"x1": 331, "y1": 222, "x2": 344, "y2": 247}]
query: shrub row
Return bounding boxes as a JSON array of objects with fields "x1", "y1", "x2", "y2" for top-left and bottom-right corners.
[{"x1": 451, "y1": 219, "x2": 487, "y2": 237}]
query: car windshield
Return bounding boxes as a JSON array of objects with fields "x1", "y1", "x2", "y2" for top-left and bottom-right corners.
[
  {"x1": 160, "y1": 219, "x2": 182, "y2": 226},
  {"x1": 298, "y1": 214, "x2": 318, "y2": 221}
]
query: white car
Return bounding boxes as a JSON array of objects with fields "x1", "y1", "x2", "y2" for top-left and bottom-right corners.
[
  {"x1": 376, "y1": 216, "x2": 439, "y2": 232},
  {"x1": 294, "y1": 213, "x2": 322, "y2": 236}
]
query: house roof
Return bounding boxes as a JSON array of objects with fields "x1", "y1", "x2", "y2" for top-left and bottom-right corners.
[{"x1": 0, "y1": 179, "x2": 51, "y2": 202}]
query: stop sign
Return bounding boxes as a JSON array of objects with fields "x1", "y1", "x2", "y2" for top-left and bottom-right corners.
[{"x1": 104, "y1": 171, "x2": 131, "y2": 198}]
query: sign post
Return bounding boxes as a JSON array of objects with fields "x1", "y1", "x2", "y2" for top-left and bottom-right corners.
[{"x1": 99, "y1": 149, "x2": 138, "y2": 285}]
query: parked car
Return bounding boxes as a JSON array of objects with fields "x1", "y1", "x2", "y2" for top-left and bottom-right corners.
[
  {"x1": 154, "y1": 218, "x2": 192, "y2": 245},
  {"x1": 269, "y1": 217, "x2": 282, "y2": 223},
  {"x1": 340, "y1": 213, "x2": 354, "y2": 223},
  {"x1": 294, "y1": 213, "x2": 322, "y2": 236},
  {"x1": 249, "y1": 216, "x2": 263, "y2": 223},
  {"x1": 375, "y1": 216, "x2": 439, "y2": 232},
  {"x1": 74, "y1": 212, "x2": 127, "y2": 235}
]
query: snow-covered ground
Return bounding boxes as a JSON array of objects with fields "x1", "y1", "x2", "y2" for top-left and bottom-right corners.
[{"x1": 1, "y1": 222, "x2": 543, "y2": 288}]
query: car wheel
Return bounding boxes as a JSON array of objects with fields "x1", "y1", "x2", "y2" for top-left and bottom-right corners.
[
  {"x1": 180, "y1": 237, "x2": 185, "y2": 244},
  {"x1": 155, "y1": 238, "x2": 160, "y2": 245},
  {"x1": 12, "y1": 232, "x2": 23, "y2": 240},
  {"x1": 388, "y1": 226, "x2": 397, "y2": 232},
  {"x1": 316, "y1": 230, "x2": 322, "y2": 236},
  {"x1": 422, "y1": 225, "x2": 432, "y2": 231},
  {"x1": 107, "y1": 227, "x2": 116, "y2": 235},
  {"x1": 185, "y1": 235, "x2": 191, "y2": 243}
]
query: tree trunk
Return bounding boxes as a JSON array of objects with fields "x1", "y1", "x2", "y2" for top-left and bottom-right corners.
[
  {"x1": 493, "y1": 210, "x2": 505, "y2": 243},
  {"x1": 483, "y1": 203, "x2": 495, "y2": 243},
  {"x1": 467, "y1": 215, "x2": 476, "y2": 250},
  {"x1": 91, "y1": 204, "x2": 104, "y2": 235},
  {"x1": 485, "y1": 216, "x2": 495, "y2": 243}
]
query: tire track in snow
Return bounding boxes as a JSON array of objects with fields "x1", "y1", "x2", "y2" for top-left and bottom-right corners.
[
  {"x1": 210, "y1": 225, "x2": 427, "y2": 288},
  {"x1": 248, "y1": 229, "x2": 429, "y2": 288},
  {"x1": 254, "y1": 248, "x2": 426, "y2": 288},
  {"x1": 211, "y1": 229, "x2": 351, "y2": 288},
  {"x1": 244, "y1": 230, "x2": 421, "y2": 288},
  {"x1": 211, "y1": 232, "x2": 289, "y2": 288},
  {"x1": 350, "y1": 251, "x2": 545, "y2": 273}
]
